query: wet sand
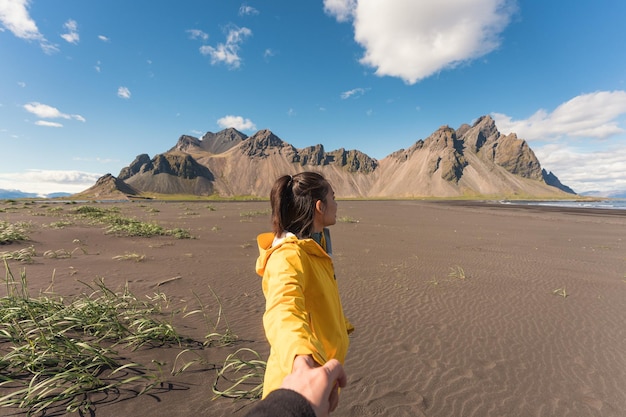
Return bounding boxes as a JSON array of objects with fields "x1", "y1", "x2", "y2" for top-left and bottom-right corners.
[{"x1": 1, "y1": 199, "x2": 624, "y2": 416}]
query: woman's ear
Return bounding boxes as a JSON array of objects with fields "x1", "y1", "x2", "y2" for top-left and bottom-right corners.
[{"x1": 315, "y1": 199, "x2": 325, "y2": 214}]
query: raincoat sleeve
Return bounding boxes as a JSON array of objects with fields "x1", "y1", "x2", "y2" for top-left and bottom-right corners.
[{"x1": 262, "y1": 245, "x2": 327, "y2": 375}]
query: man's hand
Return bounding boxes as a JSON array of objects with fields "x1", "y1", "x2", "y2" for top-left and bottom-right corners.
[{"x1": 280, "y1": 356, "x2": 348, "y2": 417}]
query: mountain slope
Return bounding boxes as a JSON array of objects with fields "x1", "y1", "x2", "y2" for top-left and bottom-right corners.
[{"x1": 79, "y1": 115, "x2": 575, "y2": 199}]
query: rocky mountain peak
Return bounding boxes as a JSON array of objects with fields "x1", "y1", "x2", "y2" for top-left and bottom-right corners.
[
  {"x1": 172, "y1": 135, "x2": 202, "y2": 153},
  {"x1": 240, "y1": 129, "x2": 288, "y2": 157},
  {"x1": 200, "y1": 128, "x2": 248, "y2": 154},
  {"x1": 151, "y1": 153, "x2": 213, "y2": 179},
  {"x1": 118, "y1": 154, "x2": 152, "y2": 180},
  {"x1": 328, "y1": 148, "x2": 378, "y2": 173},
  {"x1": 462, "y1": 115, "x2": 501, "y2": 153}
]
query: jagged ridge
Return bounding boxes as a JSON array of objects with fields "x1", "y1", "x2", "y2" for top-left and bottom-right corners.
[{"x1": 78, "y1": 115, "x2": 576, "y2": 199}]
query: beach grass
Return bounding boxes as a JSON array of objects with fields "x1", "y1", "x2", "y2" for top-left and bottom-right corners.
[
  {"x1": 0, "y1": 220, "x2": 31, "y2": 244},
  {"x1": 0, "y1": 263, "x2": 265, "y2": 414},
  {"x1": 71, "y1": 205, "x2": 192, "y2": 239},
  {"x1": 0, "y1": 246, "x2": 36, "y2": 263},
  {"x1": 212, "y1": 348, "x2": 265, "y2": 400}
]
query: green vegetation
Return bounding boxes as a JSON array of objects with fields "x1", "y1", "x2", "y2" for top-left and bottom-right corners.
[
  {"x1": 47, "y1": 220, "x2": 73, "y2": 229},
  {"x1": 0, "y1": 264, "x2": 265, "y2": 414},
  {"x1": 72, "y1": 205, "x2": 191, "y2": 239},
  {"x1": 0, "y1": 269, "x2": 170, "y2": 414},
  {"x1": 0, "y1": 221, "x2": 30, "y2": 244},
  {"x1": 240, "y1": 209, "x2": 270, "y2": 219},
  {"x1": 212, "y1": 348, "x2": 265, "y2": 400},
  {"x1": 0, "y1": 246, "x2": 35, "y2": 263}
]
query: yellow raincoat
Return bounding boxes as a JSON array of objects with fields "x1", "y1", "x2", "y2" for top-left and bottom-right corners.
[{"x1": 256, "y1": 231, "x2": 353, "y2": 398}]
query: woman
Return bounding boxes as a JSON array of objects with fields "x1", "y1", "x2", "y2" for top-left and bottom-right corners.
[{"x1": 255, "y1": 172, "x2": 354, "y2": 400}]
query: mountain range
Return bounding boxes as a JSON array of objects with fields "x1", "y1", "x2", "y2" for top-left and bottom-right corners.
[{"x1": 72, "y1": 115, "x2": 577, "y2": 200}]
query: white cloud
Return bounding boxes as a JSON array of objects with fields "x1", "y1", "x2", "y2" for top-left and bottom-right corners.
[
  {"x1": 199, "y1": 26, "x2": 252, "y2": 69},
  {"x1": 117, "y1": 86, "x2": 131, "y2": 99},
  {"x1": 490, "y1": 91, "x2": 626, "y2": 194},
  {"x1": 340, "y1": 87, "x2": 367, "y2": 99},
  {"x1": 534, "y1": 143, "x2": 626, "y2": 194},
  {"x1": 17, "y1": 81, "x2": 25, "y2": 87},
  {"x1": 23, "y1": 102, "x2": 86, "y2": 123},
  {"x1": 60, "y1": 19, "x2": 79, "y2": 44},
  {"x1": 239, "y1": 4, "x2": 259, "y2": 16},
  {"x1": 324, "y1": 0, "x2": 516, "y2": 84},
  {"x1": 0, "y1": 169, "x2": 103, "y2": 195},
  {"x1": 187, "y1": 29, "x2": 209, "y2": 41},
  {"x1": 35, "y1": 120, "x2": 63, "y2": 127},
  {"x1": 492, "y1": 91, "x2": 626, "y2": 141},
  {"x1": 98, "y1": 34, "x2": 109, "y2": 42},
  {"x1": 323, "y1": 0, "x2": 357, "y2": 22},
  {"x1": 0, "y1": 0, "x2": 58, "y2": 53},
  {"x1": 217, "y1": 115, "x2": 256, "y2": 131}
]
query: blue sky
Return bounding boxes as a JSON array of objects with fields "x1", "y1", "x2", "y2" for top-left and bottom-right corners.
[{"x1": 1, "y1": 0, "x2": 626, "y2": 196}]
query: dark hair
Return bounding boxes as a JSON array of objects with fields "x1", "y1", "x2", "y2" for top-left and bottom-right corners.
[{"x1": 270, "y1": 172, "x2": 330, "y2": 237}]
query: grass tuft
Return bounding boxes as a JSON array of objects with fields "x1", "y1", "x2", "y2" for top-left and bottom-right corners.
[
  {"x1": 72, "y1": 205, "x2": 191, "y2": 238},
  {"x1": 0, "y1": 221, "x2": 31, "y2": 244},
  {"x1": 448, "y1": 265, "x2": 467, "y2": 280},
  {"x1": 0, "y1": 246, "x2": 36, "y2": 263},
  {"x1": 212, "y1": 348, "x2": 266, "y2": 400}
]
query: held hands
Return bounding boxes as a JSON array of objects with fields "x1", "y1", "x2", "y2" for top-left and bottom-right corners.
[{"x1": 281, "y1": 355, "x2": 348, "y2": 417}]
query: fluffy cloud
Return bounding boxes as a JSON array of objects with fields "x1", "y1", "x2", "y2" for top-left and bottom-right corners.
[
  {"x1": 324, "y1": 0, "x2": 516, "y2": 84},
  {"x1": 217, "y1": 115, "x2": 256, "y2": 131},
  {"x1": 491, "y1": 91, "x2": 626, "y2": 194},
  {"x1": 23, "y1": 102, "x2": 86, "y2": 123},
  {"x1": 493, "y1": 91, "x2": 626, "y2": 141},
  {"x1": 323, "y1": 0, "x2": 357, "y2": 22},
  {"x1": 534, "y1": 144, "x2": 626, "y2": 194},
  {"x1": 200, "y1": 26, "x2": 252, "y2": 69},
  {"x1": 0, "y1": 0, "x2": 58, "y2": 53},
  {"x1": 60, "y1": 19, "x2": 79, "y2": 44},
  {"x1": 117, "y1": 86, "x2": 131, "y2": 99},
  {"x1": 98, "y1": 34, "x2": 109, "y2": 42},
  {"x1": 340, "y1": 87, "x2": 367, "y2": 99},
  {"x1": 0, "y1": 169, "x2": 103, "y2": 195}
]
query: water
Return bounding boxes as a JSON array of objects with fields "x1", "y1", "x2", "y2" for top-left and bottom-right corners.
[{"x1": 500, "y1": 199, "x2": 626, "y2": 210}]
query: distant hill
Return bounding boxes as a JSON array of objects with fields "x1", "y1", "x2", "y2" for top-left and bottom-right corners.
[
  {"x1": 71, "y1": 174, "x2": 141, "y2": 200},
  {"x1": 0, "y1": 189, "x2": 71, "y2": 199},
  {"x1": 77, "y1": 115, "x2": 577, "y2": 199}
]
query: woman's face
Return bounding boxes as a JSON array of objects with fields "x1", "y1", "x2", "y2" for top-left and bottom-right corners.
[{"x1": 321, "y1": 186, "x2": 338, "y2": 227}]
